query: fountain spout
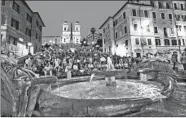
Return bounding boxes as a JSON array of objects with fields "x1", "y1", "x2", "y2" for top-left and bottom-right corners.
[
  {"x1": 89, "y1": 73, "x2": 95, "y2": 82},
  {"x1": 89, "y1": 56, "x2": 117, "y2": 86}
]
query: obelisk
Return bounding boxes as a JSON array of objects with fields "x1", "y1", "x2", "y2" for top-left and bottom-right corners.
[{"x1": 70, "y1": 22, "x2": 73, "y2": 43}]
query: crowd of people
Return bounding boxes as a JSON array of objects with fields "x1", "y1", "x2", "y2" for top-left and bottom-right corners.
[
  {"x1": 23, "y1": 46, "x2": 133, "y2": 78},
  {"x1": 23, "y1": 45, "x2": 186, "y2": 79}
]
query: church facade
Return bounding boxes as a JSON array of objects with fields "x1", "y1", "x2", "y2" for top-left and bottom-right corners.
[
  {"x1": 62, "y1": 21, "x2": 81, "y2": 44},
  {"x1": 42, "y1": 21, "x2": 81, "y2": 45}
]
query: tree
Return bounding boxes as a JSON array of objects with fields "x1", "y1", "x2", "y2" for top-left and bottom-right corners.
[
  {"x1": 96, "y1": 39, "x2": 102, "y2": 47},
  {"x1": 44, "y1": 44, "x2": 50, "y2": 49},
  {"x1": 81, "y1": 38, "x2": 88, "y2": 47}
]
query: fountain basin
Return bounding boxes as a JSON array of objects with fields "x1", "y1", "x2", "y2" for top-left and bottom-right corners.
[
  {"x1": 34, "y1": 79, "x2": 167, "y2": 117},
  {"x1": 52, "y1": 80, "x2": 165, "y2": 100}
]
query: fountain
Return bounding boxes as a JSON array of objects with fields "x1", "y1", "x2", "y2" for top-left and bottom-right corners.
[
  {"x1": 1, "y1": 54, "x2": 186, "y2": 117},
  {"x1": 89, "y1": 55, "x2": 120, "y2": 86},
  {"x1": 48, "y1": 57, "x2": 178, "y2": 117}
]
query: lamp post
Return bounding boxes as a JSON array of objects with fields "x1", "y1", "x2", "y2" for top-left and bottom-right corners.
[
  {"x1": 92, "y1": 41, "x2": 95, "y2": 49},
  {"x1": 28, "y1": 42, "x2": 32, "y2": 55}
]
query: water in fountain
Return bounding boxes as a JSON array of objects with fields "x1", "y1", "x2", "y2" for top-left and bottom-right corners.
[{"x1": 52, "y1": 80, "x2": 166, "y2": 100}]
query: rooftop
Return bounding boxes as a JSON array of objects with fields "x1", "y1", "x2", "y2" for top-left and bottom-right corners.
[
  {"x1": 33, "y1": 12, "x2": 46, "y2": 27},
  {"x1": 22, "y1": 0, "x2": 45, "y2": 27}
]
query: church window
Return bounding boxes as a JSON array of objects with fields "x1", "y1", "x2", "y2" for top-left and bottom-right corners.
[
  {"x1": 64, "y1": 27, "x2": 67, "y2": 31},
  {"x1": 76, "y1": 27, "x2": 78, "y2": 31}
]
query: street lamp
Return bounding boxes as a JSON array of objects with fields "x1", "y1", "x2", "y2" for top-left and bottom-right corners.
[
  {"x1": 49, "y1": 40, "x2": 52, "y2": 44},
  {"x1": 92, "y1": 41, "x2": 95, "y2": 45},
  {"x1": 91, "y1": 41, "x2": 95, "y2": 50},
  {"x1": 28, "y1": 42, "x2": 32, "y2": 55},
  {"x1": 83, "y1": 41, "x2": 87, "y2": 46}
]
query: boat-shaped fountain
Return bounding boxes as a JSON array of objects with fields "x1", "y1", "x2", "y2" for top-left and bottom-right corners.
[{"x1": 1, "y1": 54, "x2": 185, "y2": 117}]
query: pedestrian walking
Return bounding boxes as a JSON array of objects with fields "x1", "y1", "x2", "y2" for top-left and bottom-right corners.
[
  {"x1": 171, "y1": 52, "x2": 178, "y2": 70},
  {"x1": 181, "y1": 52, "x2": 186, "y2": 71}
]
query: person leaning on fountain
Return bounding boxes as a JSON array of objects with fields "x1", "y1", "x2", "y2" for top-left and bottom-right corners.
[{"x1": 66, "y1": 58, "x2": 73, "y2": 79}]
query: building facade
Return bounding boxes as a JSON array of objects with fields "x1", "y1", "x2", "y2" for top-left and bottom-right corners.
[
  {"x1": 42, "y1": 21, "x2": 81, "y2": 46},
  {"x1": 61, "y1": 21, "x2": 81, "y2": 44},
  {"x1": 99, "y1": 0, "x2": 186, "y2": 57},
  {"x1": 1, "y1": 0, "x2": 45, "y2": 57}
]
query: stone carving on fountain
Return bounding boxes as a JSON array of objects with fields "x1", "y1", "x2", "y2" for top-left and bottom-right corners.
[
  {"x1": 131, "y1": 57, "x2": 178, "y2": 97},
  {"x1": 1, "y1": 54, "x2": 58, "y2": 117},
  {"x1": 90, "y1": 55, "x2": 120, "y2": 86},
  {"x1": 1, "y1": 54, "x2": 179, "y2": 117}
]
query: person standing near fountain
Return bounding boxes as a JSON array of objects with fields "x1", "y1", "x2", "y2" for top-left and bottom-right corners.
[
  {"x1": 181, "y1": 52, "x2": 186, "y2": 72},
  {"x1": 66, "y1": 58, "x2": 73, "y2": 80}
]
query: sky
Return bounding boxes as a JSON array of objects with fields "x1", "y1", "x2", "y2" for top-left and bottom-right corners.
[{"x1": 27, "y1": 1, "x2": 126, "y2": 38}]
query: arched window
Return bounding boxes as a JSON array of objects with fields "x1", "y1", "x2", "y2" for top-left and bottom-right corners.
[
  {"x1": 166, "y1": 3, "x2": 170, "y2": 9},
  {"x1": 171, "y1": 40, "x2": 177, "y2": 45},
  {"x1": 164, "y1": 27, "x2": 168, "y2": 37},
  {"x1": 109, "y1": 46, "x2": 111, "y2": 52},
  {"x1": 182, "y1": 39, "x2": 185, "y2": 45},
  {"x1": 64, "y1": 27, "x2": 66, "y2": 31},
  {"x1": 155, "y1": 39, "x2": 161, "y2": 46},
  {"x1": 144, "y1": 10, "x2": 148, "y2": 17},
  {"x1": 164, "y1": 39, "x2": 170, "y2": 45},
  {"x1": 125, "y1": 40, "x2": 128, "y2": 46},
  {"x1": 150, "y1": 1, "x2": 155, "y2": 7},
  {"x1": 135, "y1": 38, "x2": 139, "y2": 45},
  {"x1": 174, "y1": 3, "x2": 177, "y2": 9},
  {"x1": 178, "y1": 39, "x2": 181, "y2": 45},
  {"x1": 158, "y1": 2, "x2": 163, "y2": 8},
  {"x1": 76, "y1": 27, "x2": 78, "y2": 31}
]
